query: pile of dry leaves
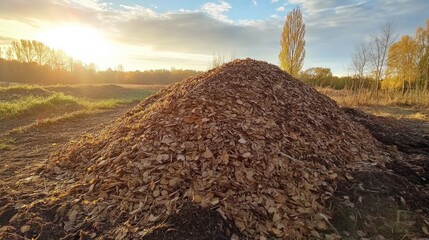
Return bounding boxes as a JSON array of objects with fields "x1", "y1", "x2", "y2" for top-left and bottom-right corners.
[{"x1": 47, "y1": 59, "x2": 390, "y2": 239}]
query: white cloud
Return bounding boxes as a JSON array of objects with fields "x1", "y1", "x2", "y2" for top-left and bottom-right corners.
[
  {"x1": 252, "y1": 0, "x2": 257, "y2": 6},
  {"x1": 119, "y1": 4, "x2": 159, "y2": 19},
  {"x1": 68, "y1": 0, "x2": 103, "y2": 11},
  {"x1": 201, "y1": 1, "x2": 231, "y2": 21},
  {"x1": 271, "y1": 0, "x2": 279, "y2": 2},
  {"x1": 276, "y1": 6, "x2": 285, "y2": 12}
]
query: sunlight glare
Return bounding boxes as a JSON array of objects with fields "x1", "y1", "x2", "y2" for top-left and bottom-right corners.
[{"x1": 38, "y1": 25, "x2": 110, "y2": 64}]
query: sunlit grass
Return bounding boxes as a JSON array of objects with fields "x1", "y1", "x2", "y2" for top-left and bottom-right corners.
[
  {"x1": 0, "y1": 93, "x2": 122, "y2": 119},
  {"x1": 0, "y1": 84, "x2": 49, "y2": 92},
  {"x1": 0, "y1": 84, "x2": 156, "y2": 120},
  {"x1": 407, "y1": 112, "x2": 428, "y2": 120},
  {"x1": 318, "y1": 88, "x2": 429, "y2": 107}
]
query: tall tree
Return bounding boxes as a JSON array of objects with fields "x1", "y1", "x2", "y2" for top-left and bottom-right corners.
[
  {"x1": 8, "y1": 40, "x2": 24, "y2": 62},
  {"x1": 20, "y1": 40, "x2": 34, "y2": 63},
  {"x1": 32, "y1": 40, "x2": 51, "y2": 66},
  {"x1": 387, "y1": 35, "x2": 419, "y2": 93},
  {"x1": 279, "y1": 7, "x2": 306, "y2": 77},
  {"x1": 369, "y1": 22, "x2": 396, "y2": 95},
  {"x1": 49, "y1": 49, "x2": 71, "y2": 71},
  {"x1": 415, "y1": 20, "x2": 429, "y2": 90}
]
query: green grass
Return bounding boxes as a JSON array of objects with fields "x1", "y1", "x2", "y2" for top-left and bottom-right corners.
[
  {"x1": 0, "y1": 84, "x2": 157, "y2": 120},
  {"x1": 0, "y1": 84, "x2": 49, "y2": 92},
  {"x1": 0, "y1": 93, "x2": 119, "y2": 120}
]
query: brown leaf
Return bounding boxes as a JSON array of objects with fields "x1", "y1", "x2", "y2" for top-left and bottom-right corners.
[
  {"x1": 422, "y1": 225, "x2": 429, "y2": 235},
  {"x1": 271, "y1": 228, "x2": 282, "y2": 237},
  {"x1": 20, "y1": 225, "x2": 30, "y2": 233},
  {"x1": 274, "y1": 195, "x2": 286, "y2": 204},
  {"x1": 210, "y1": 198, "x2": 220, "y2": 205},
  {"x1": 148, "y1": 214, "x2": 159, "y2": 222},
  {"x1": 235, "y1": 219, "x2": 246, "y2": 231},
  {"x1": 67, "y1": 208, "x2": 78, "y2": 224},
  {"x1": 357, "y1": 230, "x2": 366, "y2": 237},
  {"x1": 317, "y1": 220, "x2": 327, "y2": 230},
  {"x1": 193, "y1": 194, "x2": 203, "y2": 203},
  {"x1": 220, "y1": 152, "x2": 229, "y2": 164},
  {"x1": 203, "y1": 147, "x2": 213, "y2": 158},
  {"x1": 311, "y1": 230, "x2": 321, "y2": 238}
]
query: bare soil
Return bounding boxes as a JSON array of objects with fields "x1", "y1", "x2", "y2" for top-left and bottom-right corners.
[
  {"x1": 1, "y1": 104, "x2": 429, "y2": 239},
  {"x1": 329, "y1": 107, "x2": 429, "y2": 239}
]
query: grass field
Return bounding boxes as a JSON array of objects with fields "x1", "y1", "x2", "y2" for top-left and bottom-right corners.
[
  {"x1": 0, "y1": 84, "x2": 159, "y2": 133},
  {"x1": 0, "y1": 84, "x2": 158, "y2": 119},
  {"x1": 319, "y1": 87, "x2": 429, "y2": 121},
  {"x1": 318, "y1": 87, "x2": 429, "y2": 108}
]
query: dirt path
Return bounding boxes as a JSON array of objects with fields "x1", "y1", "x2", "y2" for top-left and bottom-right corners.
[
  {"x1": 0, "y1": 103, "x2": 134, "y2": 199},
  {"x1": 0, "y1": 104, "x2": 137, "y2": 239}
]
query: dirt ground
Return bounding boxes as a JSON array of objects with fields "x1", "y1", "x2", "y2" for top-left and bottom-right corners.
[
  {"x1": 1, "y1": 104, "x2": 429, "y2": 239},
  {"x1": 0, "y1": 104, "x2": 135, "y2": 239},
  {"x1": 331, "y1": 107, "x2": 429, "y2": 239}
]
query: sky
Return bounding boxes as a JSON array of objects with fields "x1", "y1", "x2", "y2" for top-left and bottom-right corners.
[{"x1": 0, "y1": 0, "x2": 428, "y2": 75}]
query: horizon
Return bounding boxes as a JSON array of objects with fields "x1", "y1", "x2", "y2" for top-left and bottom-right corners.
[{"x1": 0, "y1": 0, "x2": 428, "y2": 76}]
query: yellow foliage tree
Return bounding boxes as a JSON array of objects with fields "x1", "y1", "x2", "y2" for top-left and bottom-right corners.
[
  {"x1": 387, "y1": 35, "x2": 419, "y2": 93},
  {"x1": 279, "y1": 8, "x2": 306, "y2": 77},
  {"x1": 415, "y1": 19, "x2": 429, "y2": 90}
]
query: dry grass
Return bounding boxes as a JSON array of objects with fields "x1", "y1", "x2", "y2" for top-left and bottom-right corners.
[
  {"x1": 318, "y1": 88, "x2": 429, "y2": 122},
  {"x1": 318, "y1": 88, "x2": 429, "y2": 108},
  {"x1": 0, "y1": 84, "x2": 157, "y2": 134}
]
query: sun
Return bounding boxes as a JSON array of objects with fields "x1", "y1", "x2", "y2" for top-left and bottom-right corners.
[{"x1": 38, "y1": 25, "x2": 109, "y2": 64}]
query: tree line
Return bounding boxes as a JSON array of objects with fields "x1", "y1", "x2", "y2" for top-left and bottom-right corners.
[
  {"x1": 350, "y1": 20, "x2": 429, "y2": 94},
  {"x1": 278, "y1": 9, "x2": 428, "y2": 94},
  {"x1": 0, "y1": 39, "x2": 200, "y2": 85}
]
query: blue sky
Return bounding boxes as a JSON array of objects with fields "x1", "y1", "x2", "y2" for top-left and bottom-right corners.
[{"x1": 0, "y1": 0, "x2": 428, "y2": 75}]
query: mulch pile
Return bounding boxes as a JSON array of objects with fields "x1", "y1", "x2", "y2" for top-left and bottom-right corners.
[{"x1": 42, "y1": 59, "x2": 392, "y2": 239}]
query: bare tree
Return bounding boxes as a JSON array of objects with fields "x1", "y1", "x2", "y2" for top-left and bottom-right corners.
[
  {"x1": 32, "y1": 40, "x2": 51, "y2": 66},
  {"x1": 20, "y1": 40, "x2": 35, "y2": 63},
  {"x1": 209, "y1": 52, "x2": 237, "y2": 69},
  {"x1": 49, "y1": 49, "x2": 71, "y2": 70},
  {"x1": 8, "y1": 40, "x2": 24, "y2": 62},
  {"x1": 369, "y1": 22, "x2": 397, "y2": 95},
  {"x1": 350, "y1": 40, "x2": 370, "y2": 90},
  {"x1": 279, "y1": 7, "x2": 306, "y2": 77},
  {"x1": 116, "y1": 64, "x2": 124, "y2": 72}
]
